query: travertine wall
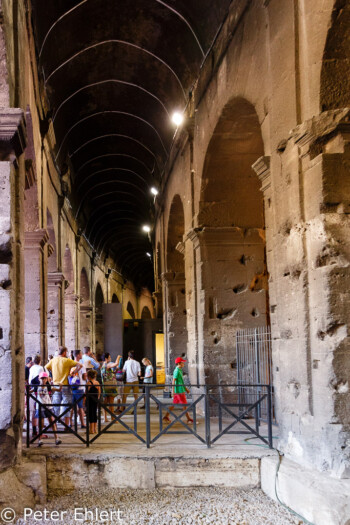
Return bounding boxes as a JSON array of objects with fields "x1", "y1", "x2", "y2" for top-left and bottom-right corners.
[{"x1": 155, "y1": 0, "x2": 350, "y2": 480}]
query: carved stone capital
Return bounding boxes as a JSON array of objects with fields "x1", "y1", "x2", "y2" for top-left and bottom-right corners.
[
  {"x1": 24, "y1": 229, "x2": 49, "y2": 250},
  {"x1": 47, "y1": 272, "x2": 65, "y2": 287},
  {"x1": 291, "y1": 108, "x2": 350, "y2": 153},
  {"x1": 0, "y1": 108, "x2": 27, "y2": 161},
  {"x1": 186, "y1": 226, "x2": 264, "y2": 247},
  {"x1": 175, "y1": 241, "x2": 185, "y2": 254},
  {"x1": 161, "y1": 271, "x2": 185, "y2": 285},
  {"x1": 252, "y1": 156, "x2": 271, "y2": 193}
]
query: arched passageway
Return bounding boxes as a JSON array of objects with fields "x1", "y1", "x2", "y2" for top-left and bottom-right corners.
[
  {"x1": 197, "y1": 98, "x2": 268, "y2": 385},
  {"x1": 126, "y1": 301, "x2": 136, "y2": 319},
  {"x1": 80, "y1": 268, "x2": 91, "y2": 348},
  {"x1": 63, "y1": 245, "x2": 76, "y2": 350},
  {"x1": 141, "y1": 305, "x2": 152, "y2": 319},
  {"x1": 164, "y1": 195, "x2": 188, "y2": 373},
  {"x1": 111, "y1": 293, "x2": 120, "y2": 303},
  {"x1": 95, "y1": 282, "x2": 105, "y2": 354}
]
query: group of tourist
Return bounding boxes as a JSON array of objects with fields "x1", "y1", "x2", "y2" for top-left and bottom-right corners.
[{"x1": 25, "y1": 347, "x2": 156, "y2": 444}]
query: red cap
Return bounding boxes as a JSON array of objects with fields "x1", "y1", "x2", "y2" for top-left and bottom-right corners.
[{"x1": 175, "y1": 357, "x2": 186, "y2": 364}]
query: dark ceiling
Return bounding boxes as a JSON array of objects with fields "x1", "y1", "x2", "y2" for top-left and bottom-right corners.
[{"x1": 31, "y1": 0, "x2": 232, "y2": 291}]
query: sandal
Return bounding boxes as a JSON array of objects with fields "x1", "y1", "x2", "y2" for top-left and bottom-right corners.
[{"x1": 162, "y1": 416, "x2": 171, "y2": 423}]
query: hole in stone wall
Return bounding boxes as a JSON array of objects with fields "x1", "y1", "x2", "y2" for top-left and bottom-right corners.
[
  {"x1": 0, "y1": 241, "x2": 12, "y2": 264},
  {"x1": 251, "y1": 308, "x2": 259, "y2": 317},
  {"x1": 239, "y1": 255, "x2": 247, "y2": 265},
  {"x1": 0, "y1": 279, "x2": 11, "y2": 289},
  {"x1": 233, "y1": 284, "x2": 247, "y2": 294}
]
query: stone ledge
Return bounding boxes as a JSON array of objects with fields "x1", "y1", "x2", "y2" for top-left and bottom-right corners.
[{"x1": 261, "y1": 455, "x2": 350, "y2": 525}]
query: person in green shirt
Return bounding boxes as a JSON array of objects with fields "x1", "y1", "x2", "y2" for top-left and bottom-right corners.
[{"x1": 163, "y1": 357, "x2": 193, "y2": 424}]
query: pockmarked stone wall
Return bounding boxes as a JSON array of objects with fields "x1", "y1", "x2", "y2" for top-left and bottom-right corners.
[{"x1": 155, "y1": 0, "x2": 349, "y2": 484}]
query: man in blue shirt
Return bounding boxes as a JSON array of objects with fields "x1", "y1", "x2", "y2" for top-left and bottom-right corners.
[{"x1": 81, "y1": 346, "x2": 100, "y2": 371}]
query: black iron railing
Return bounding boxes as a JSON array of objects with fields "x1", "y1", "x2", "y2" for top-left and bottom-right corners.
[{"x1": 25, "y1": 383, "x2": 274, "y2": 449}]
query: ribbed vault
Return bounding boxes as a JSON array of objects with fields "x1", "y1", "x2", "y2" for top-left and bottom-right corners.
[{"x1": 31, "y1": 0, "x2": 232, "y2": 290}]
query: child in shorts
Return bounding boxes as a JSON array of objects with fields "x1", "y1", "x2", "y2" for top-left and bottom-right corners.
[
  {"x1": 36, "y1": 372, "x2": 61, "y2": 446},
  {"x1": 163, "y1": 357, "x2": 193, "y2": 424}
]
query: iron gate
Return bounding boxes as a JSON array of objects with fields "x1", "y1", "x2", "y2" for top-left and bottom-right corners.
[{"x1": 236, "y1": 326, "x2": 276, "y2": 423}]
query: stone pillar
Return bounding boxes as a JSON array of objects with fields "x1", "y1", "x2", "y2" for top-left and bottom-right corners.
[
  {"x1": 0, "y1": 108, "x2": 26, "y2": 468},
  {"x1": 162, "y1": 271, "x2": 187, "y2": 376},
  {"x1": 24, "y1": 230, "x2": 48, "y2": 358},
  {"x1": 152, "y1": 288, "x2": 163, "y2": 318},
  {"x1": 47, "y1": 272, "x2": 64, "y2": 356},
  {"x1": 187, "y1": 227, "x2": 267, "y2": 386},
  {"x1": 64, "y1": 292, "x2": 78, "y2": 352},
  {"x1": 266, "y1": 109, "x2": 350, "y2": 478},
  {"x1": 80, "y1": 304, "x2": 92, "y2": 349}
]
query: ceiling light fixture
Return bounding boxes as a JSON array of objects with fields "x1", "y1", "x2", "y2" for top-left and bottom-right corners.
[
  {"x1": 146, "y1": 252, "x2": 152, "y2": 258},
  {"x1": 171, "y1": 111, "x2": 184, "y2": 127},
  {"x1": 150, "y1": 187, "x2": 159, "y2": 196},
  {"x1": 142, "y1": 225, "x2": 151, "y2": 233}
]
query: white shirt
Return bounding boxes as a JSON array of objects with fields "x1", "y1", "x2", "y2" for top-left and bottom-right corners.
[
  {"x1": 29, "y1": 364, "x2": 44, "y2": 384},
  {"x1": 123, "y1": 359, "x2": 141, "y2": 382}
]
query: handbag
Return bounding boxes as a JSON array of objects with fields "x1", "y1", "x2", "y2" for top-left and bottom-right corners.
[
  {"x1": 116, "y1": 368, "x2": 126, "y2": 382},
  {"x1": 102, "y1": 365, "x2": 117, "y2": 396}
]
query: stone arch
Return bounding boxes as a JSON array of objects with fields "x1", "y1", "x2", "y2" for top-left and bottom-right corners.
[
  {"x1": 80, "y1": 267, "x2": 91, "y2": 348},
  {"x1": 46, "y1": 209, "x2": 62, "y2": 355},
  {"x1": 111, "y1": 293, "x2": 120, "y2": 303},
  {"x1": 63, "y1": 245, "x2": 76, "y2": 350},
  {"x1": 126, "y1": 301, "x2": 135, "y2": 319},
  {"x1": 197, "y1": 97, "x2": 268, "y2": 385},
  {"x1": 164, "y1": 193, "x2": 188, "y2": 372},
  {"x1": 320, "y1": 0, "x2": 350, "y2": 111},
  {"x1": 95, "y1": 282, "x2": 105, "y2": 353},
  {"x1": 141, "y1": 305, "x2": 152, "y2": 319}
]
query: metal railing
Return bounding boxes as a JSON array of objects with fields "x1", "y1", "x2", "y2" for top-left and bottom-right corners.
[{"x1": 25, "y1": 383, "x2": 274, "y2": 449}]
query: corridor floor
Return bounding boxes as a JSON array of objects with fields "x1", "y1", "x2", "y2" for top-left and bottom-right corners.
[{"x1": 14, "y1": 486, "x2": 304, "y2": 524}]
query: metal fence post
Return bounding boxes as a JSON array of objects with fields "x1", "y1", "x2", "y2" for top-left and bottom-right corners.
[
  {"x1": 26, "y1": 385, "x2": 30, "y2": 448},
  {"x1": 204, "y1": 385, "x2": 211, "y2": 448},
  {"x1": 86, "y1": 386, "x2": 90, "y2": 447},
  {"x1": 145, "y1": 385, "x2": 151, "y2": 448},
  {"x1": 267, "y1": 385, "x2": 273, "y2": 448}
]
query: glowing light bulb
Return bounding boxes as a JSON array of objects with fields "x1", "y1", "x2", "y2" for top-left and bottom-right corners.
[
  {"x1": 146, "y1": 252, "x2": 152, "y2": 258},
  {"x1": 171, "y1": 111, "x2": 184, "y2": 127},
  {"x1": 142, "y1": 225, "x2": 151, "y2": 233},
  {"x1": 150, "y1": 187, "x2": 159, "y2": 196}
]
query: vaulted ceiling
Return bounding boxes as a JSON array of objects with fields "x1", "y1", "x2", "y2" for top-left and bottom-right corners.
[{"x1": 31, "y1": 0, "x2": 232, "y2": 290}]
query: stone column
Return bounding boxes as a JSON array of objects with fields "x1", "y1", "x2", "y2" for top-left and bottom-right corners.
[
  {"x1": 80, "y1": 304, "x2": 92, "y2": 349},
  {"x1": 0, "y1": 108, "x2": 26, "y2": 468},
  {"x1": 266, "y1": 109, "x2": 350, "y2": 478},
  {"x1": 187, "y1": 227, "x2": 267, "y2": 386},
  {"x1": 47, "y1": 272, "x2": 64, "y2": 356},
  {"x1": 162, "y1": 271, "x2": 187, "y2": 376},
  {"x1": 64, "y1": 292, "x2": 78, "y2": 352},
  {"x1": 24, "y1": 230, "x2": 49, "y2": 358},
  {"x1": 152, "y1": 288, "x2": 163, "y2": 318}
]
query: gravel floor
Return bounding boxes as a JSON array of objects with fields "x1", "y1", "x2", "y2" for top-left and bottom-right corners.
[{"x1": 14, "y1": 487, "x2": 305, "y2": 525}]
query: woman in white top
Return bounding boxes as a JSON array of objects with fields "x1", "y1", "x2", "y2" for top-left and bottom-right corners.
[{"x1": 29, "y1": 354, "x2": 44, "y2": 437}]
